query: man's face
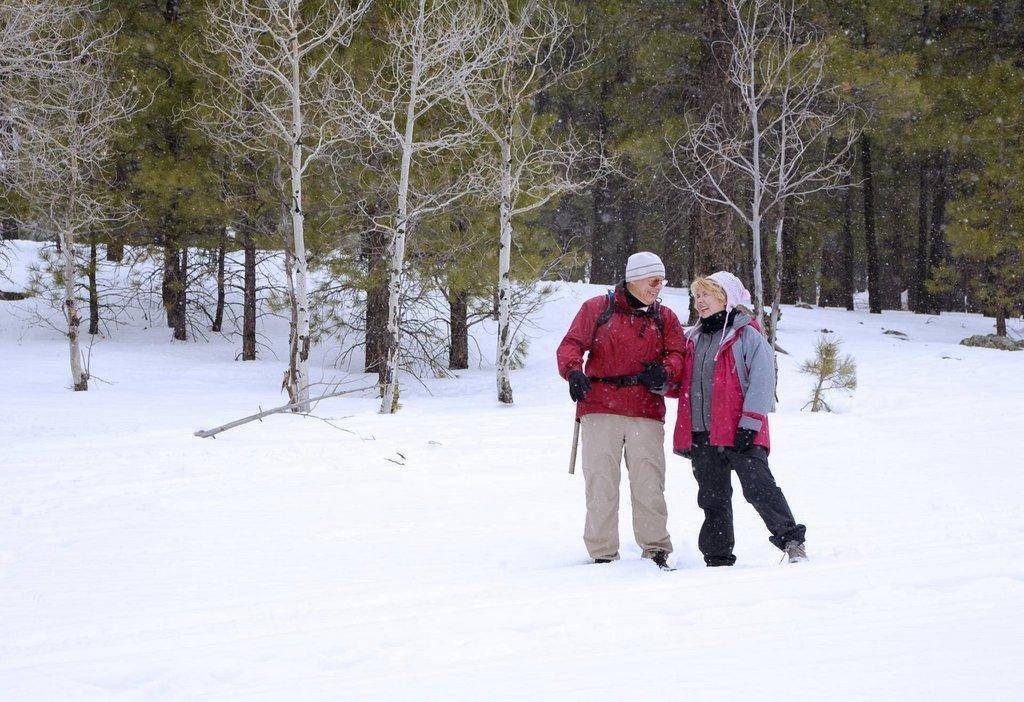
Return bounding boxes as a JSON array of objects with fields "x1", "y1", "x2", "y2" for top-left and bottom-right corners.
[
  {"x1": 627, "y1": 275, "x2": 665, "y2": 306},
  {"x1": 694, "y1": 286, "x2": 726, "y2": 318}
]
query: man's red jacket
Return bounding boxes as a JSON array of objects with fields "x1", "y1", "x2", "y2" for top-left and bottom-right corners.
[{"x1": 556, "y1": 285, "x2": 686, "y2": 423}]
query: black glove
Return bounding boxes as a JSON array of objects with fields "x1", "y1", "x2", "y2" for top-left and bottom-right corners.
[
  {"x1": 568, "y1": 370, "x2": 591, "y2": 402},
  {"x1": 733, "y1": 427, "x2": 758, "y2": 453},
  {"x1": 637, "y1": 362, "x2": 669, "y2": 394}
]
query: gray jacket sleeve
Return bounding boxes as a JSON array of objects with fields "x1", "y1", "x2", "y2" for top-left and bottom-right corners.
[{"x1": 738, "y1": 326, "x2": 776, "y2": 431}]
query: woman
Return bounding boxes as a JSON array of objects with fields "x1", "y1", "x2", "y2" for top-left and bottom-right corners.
[{"x1": 673, "y1": 271, "x2": 807, "y2": 566}]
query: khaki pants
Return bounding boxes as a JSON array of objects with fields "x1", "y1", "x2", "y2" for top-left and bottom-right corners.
[{"x1": 580, "y1": 413, "x2": 672, "y2": 560}]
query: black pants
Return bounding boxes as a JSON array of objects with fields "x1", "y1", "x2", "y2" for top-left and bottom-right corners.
[{"x1": 690, "y1": 433, "x2": 806, "y2": 566}]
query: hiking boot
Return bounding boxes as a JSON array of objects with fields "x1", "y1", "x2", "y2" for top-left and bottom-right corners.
[
  {"x1": 783, "y1": 540, "x2": 808, "y2": 563},
  {"x1": 594, "y1": 558, "x2": 613, "y2": 564},
  {"x1": 649, "y1": 550, "x2": 674, "y2": 571}
]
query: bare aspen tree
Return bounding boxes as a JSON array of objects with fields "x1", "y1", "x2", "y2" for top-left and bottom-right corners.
[
  {"x1": 189, "y1": 0, "x2": 371, "y2": 412},
  {"x1": 671, "y1": 0, "x2": 859, "y2": 344},
  {"x1": 0, "y1": 1, "x2": 103, "y2": 182},
  {"x1": 15, "y1": 42, "x2": 136, "y2": 391},
  {"x1": 353, "y1": 0, "x2": 494, "y2": 414},
  {"x1": 0, "y1": 0, "x2": 81, "y2": 273},
  {"x1": 462, "y1": 0, "x2": 610, "y2": 404}
]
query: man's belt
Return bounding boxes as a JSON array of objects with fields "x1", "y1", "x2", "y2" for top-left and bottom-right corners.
[{"x1": 590, "y1": 374, "x2": 644, "y2": 388}]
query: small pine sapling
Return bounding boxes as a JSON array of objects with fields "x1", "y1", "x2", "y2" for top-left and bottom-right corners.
[
  {"x1": 508, "y1": 337, "x2": 530, "y2": 371},
  {"x1": 799, "y1": 335, "x2": 857, "y2": 412}
]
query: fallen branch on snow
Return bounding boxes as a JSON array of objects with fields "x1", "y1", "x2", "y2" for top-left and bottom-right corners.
[{"x1": 194, "y1": 384, "x2": 379, "y2": 438}]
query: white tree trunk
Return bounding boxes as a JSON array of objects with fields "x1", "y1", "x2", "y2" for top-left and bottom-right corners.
[
  {"x1": 379, "y1": 81, "x2": 419, "y2": 414},
  {"x1": 61, "y1": 229, "x2": 87, "y2": 391},
  {"x1": 496, "y1": 139, "x2": 514, "y2": 404},
  {"x1": 770, "y1": 90, "x2": 791, "y2": 345},
  {"x1": 750, "y1": 214, "x2": 766, "y2": 326},
  {"x1": 770, "y1": 211, "x2": 784, "y2": 345},
  {"x1": 748, "y1": 83, "x2": 767, "y2": 330},
  {"x1": 378, "y1": 152, "x2": 410, "y2": 414},
  {"x1": 289, "y1": 34, "x2": 311, "y2": 412}
]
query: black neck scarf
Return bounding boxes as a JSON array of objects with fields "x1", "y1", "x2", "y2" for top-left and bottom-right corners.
[
  {"x1": 622, "y1": 282, "x2": 647, "y2": 309},
  {"x1": 699, "y1": 309, "x2": 734, "y2": 335}
]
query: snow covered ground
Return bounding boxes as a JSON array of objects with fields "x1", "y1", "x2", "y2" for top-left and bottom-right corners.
[{"x1": 2, "y1": 241, "x2": 1023, "y2": 700}]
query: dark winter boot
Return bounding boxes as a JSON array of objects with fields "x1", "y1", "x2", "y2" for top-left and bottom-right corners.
[
  {"x1": 649, "y1": 550, "x2": 675, "y2": 571},
  {"x1": 594, "y1": 558, "x2": 613, "y2": 564},
  {"x1": 783, "y1": 540, "x2": 807, "y2": 564}
]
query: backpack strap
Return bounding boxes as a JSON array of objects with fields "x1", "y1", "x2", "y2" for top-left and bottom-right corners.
[
  {"x1": 591, "y1": 289, "x2": 666, "y2": 349},
  {"x1": 595, "y1": 290, "x2": 616, "y2": 327},
  {"x1": 650, "y1": 300, "x2": 664, "y2": 336},
  {"x1": 587, "y1": 289, "x2": 616, "y2": 348}
]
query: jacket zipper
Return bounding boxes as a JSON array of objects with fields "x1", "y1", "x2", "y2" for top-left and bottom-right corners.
[{"x1": 698, "y1": 335, "x2": 714, "y2": 431}]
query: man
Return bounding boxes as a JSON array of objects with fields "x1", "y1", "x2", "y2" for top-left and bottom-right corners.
[{"x1": 556, "y1": 252, "x2": 686, "y2": 569}]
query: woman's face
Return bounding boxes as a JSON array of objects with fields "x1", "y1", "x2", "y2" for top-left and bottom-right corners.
[
  {"x1": 627, "y1": 275, "x2": 665, "y2": 306},
  {"x1": 694, "y1": 286, "x2": 726, "y2": 318}
]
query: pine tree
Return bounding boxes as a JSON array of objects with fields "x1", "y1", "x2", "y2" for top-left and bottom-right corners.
[
  {"x1": 109, "y1": 0, "x2": 224, "y2": 341},
  {"x1": 943, "y1": 60, "x2": 1024, "y2": 335},
  {"x1": 815, "y1": 0, "x2": 924, "y2": 313},
  {"x1": 800, "y1": 335, "x2": 857, "y2": 412}
]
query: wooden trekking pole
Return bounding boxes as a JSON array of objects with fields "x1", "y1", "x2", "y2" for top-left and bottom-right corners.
[{"x1": 568, "y1": 416, "x2": 581, "y2": 474}]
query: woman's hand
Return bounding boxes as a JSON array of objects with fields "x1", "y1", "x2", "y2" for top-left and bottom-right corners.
[{"x1": 733, "y1": 427, "x2": 758, "y2": 453}]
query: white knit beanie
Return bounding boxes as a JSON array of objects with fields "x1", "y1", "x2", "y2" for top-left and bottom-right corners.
[{"x1": 624, "y1": 251, "x2": 666, "y2": 282}]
